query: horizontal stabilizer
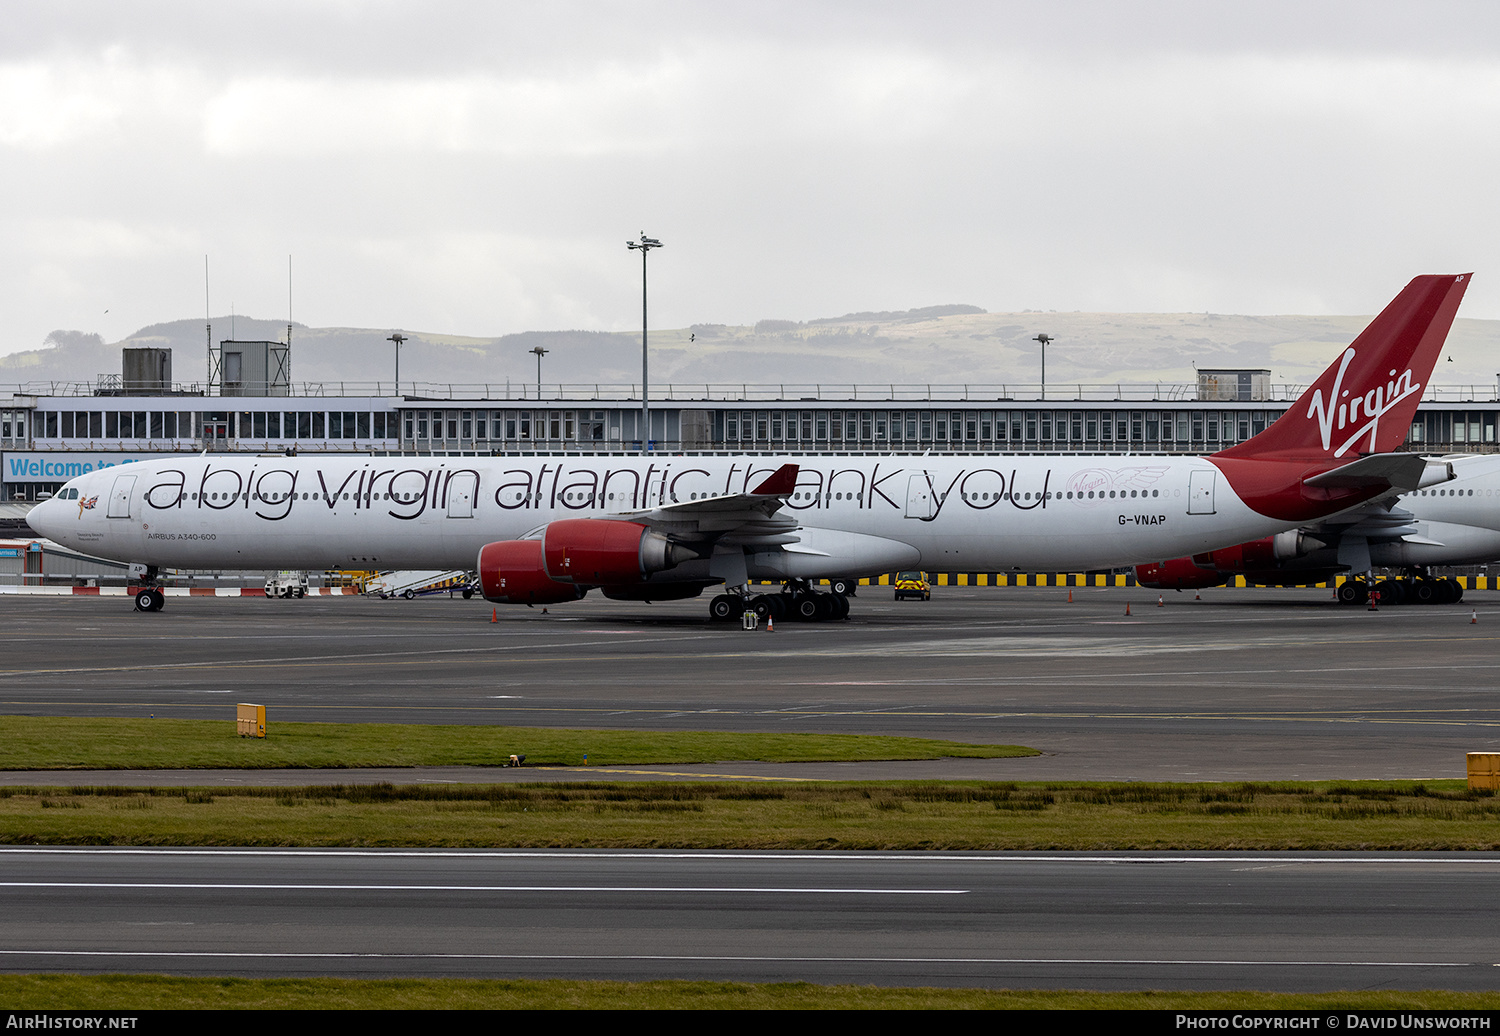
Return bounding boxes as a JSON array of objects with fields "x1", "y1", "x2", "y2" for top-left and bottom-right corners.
[{"x1": 1302, "y1": 453, "x2": 1429, "y2": 492}]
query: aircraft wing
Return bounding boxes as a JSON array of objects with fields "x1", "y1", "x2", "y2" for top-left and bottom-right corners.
[{"x1": 608, "y1": 463, "x2": 802, "y2": 545}]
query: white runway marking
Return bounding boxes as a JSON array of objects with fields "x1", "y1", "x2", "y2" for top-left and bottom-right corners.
[
  {"x1": 0, "y1": 949, "x2": 1474, "y2": 968},
  {"x1": 0, "y1": 881, "x2": 964, "y2": 895}
]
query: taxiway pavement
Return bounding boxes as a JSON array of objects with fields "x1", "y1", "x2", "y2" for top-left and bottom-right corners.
[{"x1": 0, "y1": 587, "x2": 1493, "y2": 781}]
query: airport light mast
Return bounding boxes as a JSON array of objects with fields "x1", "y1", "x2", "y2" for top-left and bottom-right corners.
[
  {"x1": 387, "y1": 333, "x2": 406, "y2": 396},
  {"x1": 530, "y1": 345, "x2": 548, "y2": 399},
  {"x1": 627, "y1": 232, "x2": 662, "y2": 453},
  {"x1": 1033, "y1": 333, "x2": 1052, "y2": 401}
]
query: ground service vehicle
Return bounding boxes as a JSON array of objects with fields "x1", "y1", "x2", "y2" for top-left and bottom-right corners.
[
  {"x1": 28, "y1": 275, "x2": 1472, "y2": 621},
  {"x1": 264, "y1": 570, "x2": 309, "y2": 597},
  {"x1": 894, "y1": 571, "x2": 931, "y2": 601}
]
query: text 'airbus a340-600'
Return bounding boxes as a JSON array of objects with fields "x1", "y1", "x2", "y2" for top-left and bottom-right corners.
[{"x1": 28, "y1": 274, "x2": 1472, "y2": 620}]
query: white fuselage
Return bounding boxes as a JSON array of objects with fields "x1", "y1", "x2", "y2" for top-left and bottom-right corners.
[
  {"x1": 29, "y1": 452, "x2": 1291, "y2": 578},
  {"x1": 1376, "y1": 454, "x2": 1500, "y2": 567}
]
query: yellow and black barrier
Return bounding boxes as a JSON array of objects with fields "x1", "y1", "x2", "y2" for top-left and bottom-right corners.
[
  {"x1": 750, "y1": 574, "x2": 1493, "y2": 589},
  {"x1": 843, "y1": 574, "x2": 1493, "y2": 589}
]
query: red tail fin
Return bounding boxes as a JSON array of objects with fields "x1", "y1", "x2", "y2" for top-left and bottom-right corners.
[
  {"x1": 1211, "y1": 274, "x2": 1470, "y2": 522},
  {"x1": 1218, "y1": 274, "x2": 1469, "y2": 463}
]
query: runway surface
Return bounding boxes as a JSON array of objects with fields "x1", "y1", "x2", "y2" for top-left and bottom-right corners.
[
  {"x1": 1, "y1": 846, "x2": 1495, "y2": 990},
  {"x1": 0, "y1": 587, "x2": 1495, "y2": 781}
]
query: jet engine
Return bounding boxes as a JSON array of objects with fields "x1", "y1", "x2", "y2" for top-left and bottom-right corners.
[
  {"x1": 1138, "y1": 530, "x2": 1330, "y2": 589},
  {"x1": 540, "y1": 518, "x2": 693, "y2": 584},
  {"x1": 477, "y1": 540, "x2": 589, "y2": 605},
  {"x1": 1134, "y1": 557, "x2": 1227, "y2": 590}
]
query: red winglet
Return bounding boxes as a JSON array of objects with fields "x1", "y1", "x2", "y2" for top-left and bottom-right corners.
[{"x1": 751, "y1": 463, "x2": 799, "y2": 496}]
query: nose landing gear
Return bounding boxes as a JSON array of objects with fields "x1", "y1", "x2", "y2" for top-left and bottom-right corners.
[{"x1": 130, "y1": 564, "x2": 165, "y2": 612}]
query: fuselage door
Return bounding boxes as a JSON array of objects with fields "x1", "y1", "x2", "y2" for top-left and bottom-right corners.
[
  {"x1": 107, "y1": 475, "x2": 136, "y2": 519},
  {"x1": 1188, "y1": 469, "x2": 1216, "y2": 515},
  {"x1": 905, "y1": 474, "x2": 934, "y2": 519},
  {"x1": 446, "y1": 472, "x2": 477, "y2": 519}
]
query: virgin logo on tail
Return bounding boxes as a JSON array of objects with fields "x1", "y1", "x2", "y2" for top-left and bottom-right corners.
[
  {"x1": 1305, "y1": 348, "x2": 1423, "y2": 458},
  {"x1": 1212, "y1": 274, "x2": 1469, "y2": 523}
]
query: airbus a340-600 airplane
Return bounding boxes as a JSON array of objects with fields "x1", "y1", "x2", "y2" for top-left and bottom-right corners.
[{"x1": 28, "y1": 274, "x2": 1472, "y2": 620}]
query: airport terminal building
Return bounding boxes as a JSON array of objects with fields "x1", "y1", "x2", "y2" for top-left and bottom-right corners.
[
  {"x1": 1, "y1": 346, "x2": 1497, "y2": 506},
  {"x1": 2, "y1": 386, "x2": 1499, "y2": 505}
]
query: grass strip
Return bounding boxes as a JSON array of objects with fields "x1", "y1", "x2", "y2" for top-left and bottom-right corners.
[
  {"x1": 0, "y1": 975, "x2": 1495, "y2": 1010},
  {"x1": 0, "y1": 716, "x2": 1034, "y2": 770},
  {"x1": 3, "y1": 780, "x2": 1500, "y2": 849}
]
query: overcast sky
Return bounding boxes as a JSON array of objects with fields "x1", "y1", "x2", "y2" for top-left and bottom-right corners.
[{"x1": 4, "y1": 0, "x2": 1500, "y2": 356}]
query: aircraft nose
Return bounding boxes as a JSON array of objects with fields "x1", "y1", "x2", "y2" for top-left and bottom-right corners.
[{"x1": 27, "y1": 495, "x2": 64, "y2": 540}]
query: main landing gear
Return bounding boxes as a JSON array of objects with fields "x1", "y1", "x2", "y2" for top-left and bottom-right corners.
[
  {"x1": 707, "y1": 579, "x2": 852, "y2": 623},
  {"x1": 1337, "y1": 571, "x2": 1464, "y2": 606}
]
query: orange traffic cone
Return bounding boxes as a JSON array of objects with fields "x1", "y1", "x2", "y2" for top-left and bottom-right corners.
[
  {"x1": 1472, "y1": 609, "x2": 1478, "y2": 625},
  {"x1": 766, "y1": 615, "x2": 774, "y2": 632},
  {"x1": 1157, "y1": 594, "x2": 1165, "y2": 608},
  {"x1": 490, "y1": 608, "x2": 498, "y2": 623},
  {"x1": 1067, "y1": 589, "x2": 1073, "y2": 603},
  {"x1": 1195, "y1": 591, "x2": 1201, "y2": 600},
  {"x1": 1125, "y1": 601, "x2": 1131, "y2": 616}
]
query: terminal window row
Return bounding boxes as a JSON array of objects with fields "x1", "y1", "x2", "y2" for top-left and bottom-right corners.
[
  {"x1": 1408, "y1": 411, "x2": 1498, "y2": 446},
  {"x1": 720, "y1": 409, "x2": 1283, "y2": 446},
  {"x1": 406, "y1": 410, "x2": 608, "y2": 442},
  {"x1": 43, "y1": 410, "x2": 399, "y2": 441}
]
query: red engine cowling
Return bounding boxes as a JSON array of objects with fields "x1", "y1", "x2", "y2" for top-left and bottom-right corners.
[
  {"x1": 541, "y1": 518, "x2": 689, "y2": 584},
  {"x1": 1135, "y1": 557, "x2": 1227, "y2": 590},
  {"x1": 1197, "y1": 536, "x2": 1278, "y2": 572},
  {"x1": 477, "y1": 540, "x2": 588, "y2": 604}
]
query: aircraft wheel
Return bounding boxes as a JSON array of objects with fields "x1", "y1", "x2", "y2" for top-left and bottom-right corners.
[
  {"x1": 1336, "y1": 580, "x2": 1367, "y2": 605},
  {"x1": 768, "y1": 595, "x2": 788, "y2": 621},
  {"x1": 1374, "y1": 579, "x2": 1405, "y2": 606},
  {"x1": 135, "y1": 588, "x2": 162, "y2": 612},
  {"x1": 751, "y1": 597, "x2": 772, "y2": 620},
  {"x1": 832, "y1": 594, "x2": 850, "y2": 620},
  {"x1": 1437, "y1": 579, "x2": 1459, "y2": 605},
  {"x1": 1451, "y1": 580, "x2": 1464, "y2": 605},
  {"x1": 792, "y1": 595, "x2": 820, "y2": 621},
  {"x1": 708, "y1": 594, "x2": 737, "y2": 621},
  {"x1": 1414, "y1": 580, "x2": 1437, "y2": 604},
  {"x1": 830, "y1": 578, "x2": 855, "y2": 597}
]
